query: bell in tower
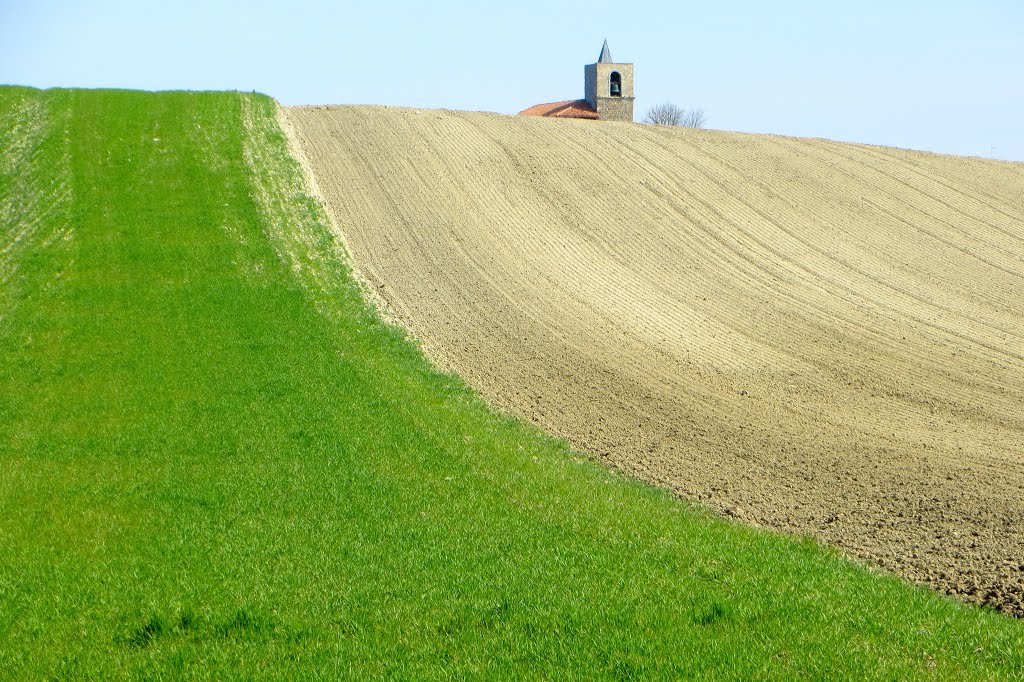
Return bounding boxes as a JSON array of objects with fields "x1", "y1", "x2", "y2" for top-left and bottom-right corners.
[{"x1": 610, "y1": 72, "x2": 622, "y2": 97}]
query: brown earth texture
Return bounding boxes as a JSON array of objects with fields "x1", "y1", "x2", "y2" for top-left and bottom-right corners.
[{"x1": 285, "y1": 105, "x2": 1024, "y2": 616}]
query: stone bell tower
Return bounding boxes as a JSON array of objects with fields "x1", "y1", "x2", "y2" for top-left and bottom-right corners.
[{"x1": 584, "y1": 39, "x2": 634, "y2": 122}]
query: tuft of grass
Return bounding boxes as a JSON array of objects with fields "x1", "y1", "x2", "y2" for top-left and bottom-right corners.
[
  {"x1": 127, "y1": 615, "x2": 166, "y2": 649},
  {"x1": 216, "y1": 608, "x2": 273, "y2": 639},
  {"x1": 176, "y1": 606, "x2": 197, "y2": 632},
  {"x1": 0, "y1": 86, "x2": 1021, "y2": 679},
  {"x1": 694, "y1": 602, "x2": 731, "y2": 626}
]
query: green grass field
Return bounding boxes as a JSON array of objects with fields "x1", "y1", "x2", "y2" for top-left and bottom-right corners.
[{"x1": 0, "y1": 86, "x2": 1021, "y2": 679}]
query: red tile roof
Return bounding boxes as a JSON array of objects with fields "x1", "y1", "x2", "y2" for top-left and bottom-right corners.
[{"x1": 517, "y1": 99, "x2": 599, "y2": 120}]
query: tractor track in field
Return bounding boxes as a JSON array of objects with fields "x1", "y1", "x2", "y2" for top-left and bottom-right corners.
[{"x1": 286, "y1": 104, "x2": 1024, "y2": 616}]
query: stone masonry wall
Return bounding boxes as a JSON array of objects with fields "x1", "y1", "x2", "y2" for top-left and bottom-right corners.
[
  {"x1": 584, "y1": 64, "x2": 597, "y2": 109},
  {"x1": 595, "y1": 96, "x2": 635, "y2": 123}
]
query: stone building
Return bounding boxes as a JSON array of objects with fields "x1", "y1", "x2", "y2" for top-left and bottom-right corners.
[{"x1": 518, "y1": 40, "x2": 634, "y2": 122}]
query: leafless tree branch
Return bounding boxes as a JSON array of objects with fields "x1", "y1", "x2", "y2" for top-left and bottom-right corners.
[
  {"x1": 644, "y1": 102, "x2": 683, "y2": 126},
  {"x1": 644, "y1": 103, "x2": 706, "y2": 129}
]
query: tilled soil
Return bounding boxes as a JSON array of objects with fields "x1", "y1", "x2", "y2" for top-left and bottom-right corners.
[{"x1": 286, "y1": 104, "x2": 1024, "y2": 616}]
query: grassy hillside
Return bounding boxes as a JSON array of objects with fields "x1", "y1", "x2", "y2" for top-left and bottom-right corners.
[{"x1": 0, "y1": 87, "x2": 1021, "y2": 679}]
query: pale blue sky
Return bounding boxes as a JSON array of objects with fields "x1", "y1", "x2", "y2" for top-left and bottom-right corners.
[{"x1": 2, "y1": 0, "x2": 1022, "y2": 160}]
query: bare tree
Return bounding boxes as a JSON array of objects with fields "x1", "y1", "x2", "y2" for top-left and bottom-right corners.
[
  {"x1": 644, "y1": 102, "x2": 683, "y2": 126},
  {"x1": 644, "y1": 103, "x2": 706, "y2": 129},
  {"x1": 679, "y1": 107, "x2": 706, "y2": 129}
]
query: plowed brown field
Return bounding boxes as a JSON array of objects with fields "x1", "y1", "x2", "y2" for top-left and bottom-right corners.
[{"x1": 285, "y1": 105, "x2": 1024, "y2": 615}]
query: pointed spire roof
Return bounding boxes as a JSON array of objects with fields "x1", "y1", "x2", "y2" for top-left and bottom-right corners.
[{"x1": 597, "y1": 39, "x2": 613, "y2": 64}]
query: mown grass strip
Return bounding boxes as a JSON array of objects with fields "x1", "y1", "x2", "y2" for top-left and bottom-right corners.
[{"x1": 0, "y1": 87, "x2": 1020, "y2": 679}]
